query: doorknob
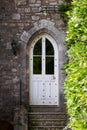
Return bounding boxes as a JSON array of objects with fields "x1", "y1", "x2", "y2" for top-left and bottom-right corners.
[
  {"x1": 51, "y1": 76, "x2": 56, "y2": 80},
  {"x1": 53, "y1": 76, "x2": 56, "y2": 80}
]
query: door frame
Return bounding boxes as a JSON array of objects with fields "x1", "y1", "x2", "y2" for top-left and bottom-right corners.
[{"x1": 29, "y1": 34, "x2": 59, "y2": 106}]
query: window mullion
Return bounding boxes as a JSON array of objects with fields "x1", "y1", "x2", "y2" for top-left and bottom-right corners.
[{"x1": 42, "y1": 37, "x2": 45, "y2": 75}]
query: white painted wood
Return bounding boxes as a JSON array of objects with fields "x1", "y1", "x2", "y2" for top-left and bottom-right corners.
[{"x1": 29, "y1": 34, "x2": 59, "y2": 105}]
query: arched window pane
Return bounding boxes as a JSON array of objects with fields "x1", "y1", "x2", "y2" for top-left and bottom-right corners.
[
  {"x1": 46, "y1": 38, "x2": 54, "y2": 55},
  {"x1": 33, "y1": 38, "x2": 42, "y2": 74},
  {"x1": 46, "y1": 38, "x2": 54, "y2": 74},
  {"x1": 33, "y1": 37, "x2": 54, "y2": 74},
  {"x1": 33, "y1": 38, "x2": 42, "y2": 55}
]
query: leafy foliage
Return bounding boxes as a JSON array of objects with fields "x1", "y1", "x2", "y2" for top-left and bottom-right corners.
[
  {"x1": 58, "y1": 3, "x2": 71, "y2": 24},
  {"x1": 64, "y1": 0, "x2": 87, "y2": 129}
]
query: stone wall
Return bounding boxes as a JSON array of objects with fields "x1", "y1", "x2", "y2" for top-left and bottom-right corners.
[{"x1": 0, "y1": 0, "x2": 66, "y2": 124}]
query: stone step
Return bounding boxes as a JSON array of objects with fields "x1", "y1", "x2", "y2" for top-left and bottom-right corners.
[
  {"x1": 28, "y1": 107, "x2": 67, "y2": 130},
  {"x1": 28, "y1": 112, "x2": 67, "y2": 130},
  {"x1": 29, "y1": 120, "x2": 66, "y2": 127},
  {"x1": 28, "y1": 126, "x2": 65, "y2": 130},
  {"x1": 30, "y1": 119, "x2": 65, "y2": 121},
  {"x1": 28, "y1": 112, "x2": 67, "y2": 119},
  {"x1": 29, "y1": 106, "x2": 65, "y2": 112},
  {"x1": 29, "y1": 112, "x2": 66, "y2": 115}
]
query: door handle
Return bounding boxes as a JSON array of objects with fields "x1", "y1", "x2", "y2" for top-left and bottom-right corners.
[
  {"x1": 51, "y1": 76, "x2": 56, "y2": 80},
  {"x1": 53, "y1": 76, "x2": 56, "y2": 80}
]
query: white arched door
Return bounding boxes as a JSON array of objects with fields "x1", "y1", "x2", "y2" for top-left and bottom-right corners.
[{"x1": 29, "y1": 35, "x2": 59, "y2": 105}]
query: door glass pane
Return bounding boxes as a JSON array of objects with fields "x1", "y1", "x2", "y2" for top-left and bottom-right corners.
[
  {"x1": 46, "y1": 57, "x2": 54, "y2": 74},
  {"x1": 33, "y1": 38, "x2": 42, "y2": 74},
  {"x1": 46, "y1": 38, "x2": 54, "y2": 74},
  {"x1": 33, "y1": 57, "x2": 42, "y2": 74},
  {"x1": 33, "y1": 39, "x2": 42, "y2": 55},
  {"x1": 46, "y1": 38, "x2": 54, "y2": 55}
]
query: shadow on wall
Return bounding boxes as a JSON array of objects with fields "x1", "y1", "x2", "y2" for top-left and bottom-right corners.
[{"x1": 0, "y1": 121, "x2": 14, "y2": 130}]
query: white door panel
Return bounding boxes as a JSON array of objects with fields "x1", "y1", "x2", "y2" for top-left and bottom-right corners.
[{"x1": 29, "y1": 35, "x2": 59, "y2": 105}]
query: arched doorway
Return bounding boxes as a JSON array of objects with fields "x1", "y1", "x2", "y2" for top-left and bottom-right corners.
[{"x1": 29, "y1": 34, "x2": 59, "y2": 105}]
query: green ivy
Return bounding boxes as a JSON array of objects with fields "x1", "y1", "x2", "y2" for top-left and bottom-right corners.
[
  {"x1": 64, "y1": 0, "x2": 87, "y2": 129},
  {"x1": 58, "y1": 3, "x2": 71, "y2": 24}
]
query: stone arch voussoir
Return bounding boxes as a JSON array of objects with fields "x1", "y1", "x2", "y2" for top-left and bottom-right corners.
[{"x1": 20, "y1": 19, "x2": 65, "y2": 46}]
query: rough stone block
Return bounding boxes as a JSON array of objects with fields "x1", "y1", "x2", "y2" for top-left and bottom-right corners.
[
  {"x1": 12, "y1": 13, "x2": 20, "y2": 20},
  {"x1": 32, "y1": 15, "x2": 40, "y2": 20},
  {"x1": 15, "y1": 0, "x2": 26, "y2": 6},
  {"x1": 20, "y1": 31, "x2": 29, "y2": 43}
]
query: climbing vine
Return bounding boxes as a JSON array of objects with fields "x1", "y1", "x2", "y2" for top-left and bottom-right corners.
[
  {"x1": 64, "y1": 0, "x2": 87, "y2": 130},
  {"x1": 58, "y1": 2, "x2": 71, "y2": 24}
]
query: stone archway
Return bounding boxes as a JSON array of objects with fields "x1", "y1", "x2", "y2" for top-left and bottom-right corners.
[
  {"x1": 20, "y1": 19, "x2": 65, "y2": 44},
  {"x1": 20, "y1": 19, "x2": 66, "y2": 106}
]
